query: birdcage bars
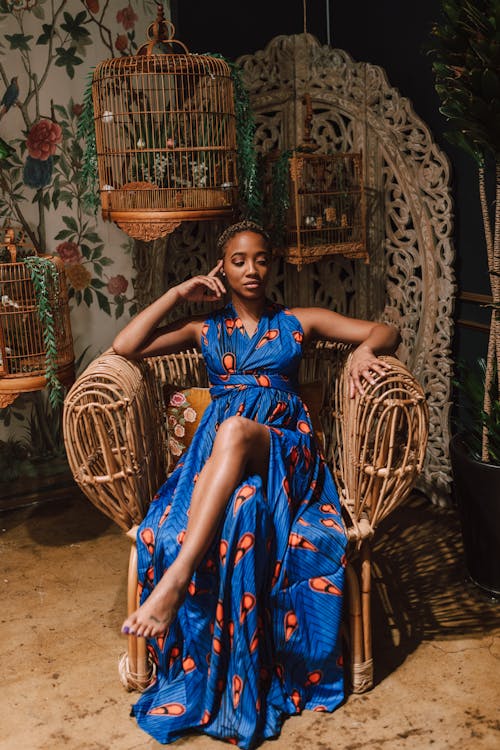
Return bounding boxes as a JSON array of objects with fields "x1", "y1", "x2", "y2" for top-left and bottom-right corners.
[
  {"x1": 0, "y1": 227, "x2": 74, "y2": 407},
  {"x1": 92, "y1": 4, "x2": 238, "y2": 242},
  {"x1": 282, "y1": 150, "x2": 367, "y2": 269}
]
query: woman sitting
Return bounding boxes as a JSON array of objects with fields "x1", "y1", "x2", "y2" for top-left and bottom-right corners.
[{"x1": 112, "y1": 220, "x2": 400, "y2": 748}]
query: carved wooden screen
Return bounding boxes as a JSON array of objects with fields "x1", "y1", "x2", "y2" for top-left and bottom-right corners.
[{"x1": 132, "y1": 34, "x2": 455, "y2": 503}]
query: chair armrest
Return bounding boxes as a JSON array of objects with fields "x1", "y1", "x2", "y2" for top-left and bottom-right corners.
[
  {"x1": 323, "y1": 349, "x2": 429, "y2": 530},
  {"x1": 63, "y1": 348, "x2": 166, "y2": 531}
]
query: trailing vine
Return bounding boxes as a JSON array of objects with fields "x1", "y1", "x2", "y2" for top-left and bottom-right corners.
[
  {"x1": 270, "y1": 149, "x2": 293, "y2": 247},
  {"x1": 77, "y1": 66, "x2": 100, "y2": 214},
  {"x1": 209, "y1": 54, "x2": 262, "y2": 223},
  {"x1": 22, "y1": 256, "x2": 64, "y2": 409}
]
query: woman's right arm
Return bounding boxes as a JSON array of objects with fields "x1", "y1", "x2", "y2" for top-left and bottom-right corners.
[{"x1": 112, "y1": 261, "x2": 225, "y2": 360}]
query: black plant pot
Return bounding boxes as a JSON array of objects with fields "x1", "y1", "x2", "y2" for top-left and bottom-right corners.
[{"x1": 450, "y1": 433, "x2": 500, "y2": 598}]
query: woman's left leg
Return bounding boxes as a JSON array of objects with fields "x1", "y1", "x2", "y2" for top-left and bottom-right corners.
[{"x1": 122, "y1": 416, "x2": 270, "y2": 638}]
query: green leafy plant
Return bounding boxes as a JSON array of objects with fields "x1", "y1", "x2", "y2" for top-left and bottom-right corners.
[
  {"x1": 22, "y1": 255, "x2": 64, "y2": 409},
  {"x1": 220, "y1": 56, "x2": 262, "y2": 222},
  {"x1": 77, "y1": 67, "x2": 100, "y2": 214},
  {"x1": 453, "y1": 359, "x2": 500, "y2": 465},
  {"x1": 269, "y1": 148, "x2": 293, "y2": 247},
  {"x1": 428, "y1": 0, "x2": 500, "y2": 461}
]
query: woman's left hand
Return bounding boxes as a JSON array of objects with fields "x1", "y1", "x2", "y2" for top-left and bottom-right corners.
[{"x1": 349, "y1": 344, "x2": 391, "y2": 398}]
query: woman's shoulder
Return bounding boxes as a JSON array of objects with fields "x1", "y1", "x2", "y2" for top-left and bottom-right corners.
[
  {"x1": 285, "y1": 306, "x2": 316, "y2": 323},
  {"x1": 285, "y1": 306, "x2": 332, "y2": 338}
]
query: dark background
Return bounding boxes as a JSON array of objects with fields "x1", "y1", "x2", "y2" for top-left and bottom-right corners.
[{"x1": 171, "y1": 0, "x2": 493, "y2": 374}]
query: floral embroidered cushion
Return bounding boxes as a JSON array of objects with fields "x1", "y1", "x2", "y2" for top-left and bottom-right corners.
[
  {"x1": 164, "y1": 386, "x2": 212, "y2": 472},
  {"x1": 164, "y1": 381, "x2": 325, "y2": 472}
]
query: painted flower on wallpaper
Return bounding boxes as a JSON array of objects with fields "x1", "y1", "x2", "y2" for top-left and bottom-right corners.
[
  {"x1": 107, "y1": 274, "x2": 128, "y2": 295},
  {"x1": 22, "y1": 116, "x2": 63, "y2": 189},
  {"x1": 23, "y1": 155, "x2": 53, "y2": 189},
  {"x1": 55, "y1": 241, "x2": 82, "y2": 265},
  {"x1": 26, "y1": 119, "x2": 62, "y2": 161},
  {"x1": 116, "y1": 5, "x2": 138, "y2": 30},
  {"x1": 65, "y1": 263, "x2": 92, "y2": 291},
  {"x1": 85, "y1": 0, "x2": 100, "y2": 13},
  {"x1": 115, "y1": 34, "x2": 128, "y2": 53},
  {"x1": 72, "y1": 103, "x2": 83, "y2": 118}
]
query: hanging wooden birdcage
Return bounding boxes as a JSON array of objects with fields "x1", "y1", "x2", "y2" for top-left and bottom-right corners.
[
  {"x1": 264, "y1": 95, "x2": 368, "y2": 269},
  {"x1": 0, "y1": 226, "x2": 75, "y2": 408},
  {"x1": 286, "y1": 149, "x2": 367, "y2": 267},
  {"x1": 91, "y1": 3, "x2": 238, "y2": 242}
]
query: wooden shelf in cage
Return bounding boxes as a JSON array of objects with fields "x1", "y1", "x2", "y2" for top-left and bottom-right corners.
[
  {"x1": 92, "y1": 6, "x2": 238, "y2": 241},
  {"x1": 271, "y1": 150, "x2": 368, "y2": 268},
  {"x1": 0, "y1": 235, "x2": 75, "y2": 407}
]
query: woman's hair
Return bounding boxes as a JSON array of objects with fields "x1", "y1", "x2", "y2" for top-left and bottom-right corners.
[{"x1": 216, "y1": 220, "x2": 272, "y2": 256}]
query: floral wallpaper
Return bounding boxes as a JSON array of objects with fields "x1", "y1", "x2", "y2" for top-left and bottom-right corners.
[{"x1": 0, "y1": 0, "x2": 167, "y2": 494}]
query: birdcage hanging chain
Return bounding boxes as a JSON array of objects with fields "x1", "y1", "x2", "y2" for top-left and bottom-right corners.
[{"x1": 137, "y1": 2, "x2": 190, "y2": 57}]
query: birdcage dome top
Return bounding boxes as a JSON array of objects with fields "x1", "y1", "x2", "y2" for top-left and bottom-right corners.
[
  {"x1": 93, "y1": 50, "x2": 232, "y2": 79},
  {"x1": 93, "y1": 4, "x2": 231, "y2": 79}
]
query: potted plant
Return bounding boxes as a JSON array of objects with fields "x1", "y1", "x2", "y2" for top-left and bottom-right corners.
[{"x1": 428, "y1": 0, "x2": 500, "y2": 597}]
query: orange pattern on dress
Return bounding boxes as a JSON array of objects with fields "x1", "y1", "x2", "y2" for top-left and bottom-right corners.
[
  {"x1": 239, "y1": 593, "x2": 256, "y2": 624},
  {"x1": 309, "y1": 576, "x2": 342, "y2": 596}
]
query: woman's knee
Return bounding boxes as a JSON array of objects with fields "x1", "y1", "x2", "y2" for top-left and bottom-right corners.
[
  {"x1": 214, "y1": 416, "x2": 257, "y2": 452},
  {"x1": 213, "y1": 416, "x2": 270, "y2": 477}
]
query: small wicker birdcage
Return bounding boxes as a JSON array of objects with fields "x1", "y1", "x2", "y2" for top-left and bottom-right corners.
[
  {"x1": 0, "y1": 226, "x2": 75, "y2": 408},
  {"x1": 265, "y1": 96, "x2": 368, "y2": 269},
  {"x1": 91, "y1": 3, "x2": 238, "y2": 242}
]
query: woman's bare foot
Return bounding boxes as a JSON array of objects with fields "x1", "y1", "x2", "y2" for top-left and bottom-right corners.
[{"x1": 122, "y1": 564, "x2": 190, "y2": 639}]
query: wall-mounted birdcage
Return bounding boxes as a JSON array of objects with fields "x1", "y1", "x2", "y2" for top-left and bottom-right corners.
[
  {"x1": 92, "y1": 3, "x2": 238, "y2": 242},
  {"x1": 0, "y1": 226, "x2": 75, "y2": 408},
  {"x1": 264, "y1": 96, "x2": 368, "y2": 269}
]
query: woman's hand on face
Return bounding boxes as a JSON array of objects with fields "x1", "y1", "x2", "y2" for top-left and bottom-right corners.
[
  {"x1": 175, "y1": 260, "x2": 226, "y2": 303},
  {"x1": 349, "y1": 344, "x2": 391, "y2": 398}
]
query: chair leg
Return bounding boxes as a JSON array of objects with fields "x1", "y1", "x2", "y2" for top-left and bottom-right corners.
[
  {"x1": 345, "y1": 551, "x2": 373, "y2": 694},
  {"x1": 360, "y1": 540, "x2": 373, "y2": 690},
  {"x1": 118, "y1": 541, "x2": 156, "y2": 692},
  {"x1": 126, "y1": 543, "x2": 139, "y2": 679}
]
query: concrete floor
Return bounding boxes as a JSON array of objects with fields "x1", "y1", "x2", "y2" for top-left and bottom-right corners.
[{"x1": 1, "y1": 490, "x2": 499, "y2": 750}]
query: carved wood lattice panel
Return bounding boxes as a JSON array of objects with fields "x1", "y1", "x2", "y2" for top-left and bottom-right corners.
[{"x1": 132, "y1": 34, "x2": 455, "y2": 502}]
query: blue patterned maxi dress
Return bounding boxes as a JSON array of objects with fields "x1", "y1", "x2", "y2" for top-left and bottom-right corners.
[{"x1": 131, "y1": 300, "x2": 347, "y2": 748}]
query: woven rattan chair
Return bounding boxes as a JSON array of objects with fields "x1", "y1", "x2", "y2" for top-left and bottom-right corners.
[{"x1": 63, "y1": 342, "x2": 428, "y2": 695}]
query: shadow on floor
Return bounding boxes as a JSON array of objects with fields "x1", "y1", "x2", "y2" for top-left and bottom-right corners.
[
  {"x1": 3, "y1": 481, "x2": 498, "y2": 692},
  {"x1": 369, "y1": 492, "x2": 499, "y2": 686},
  {"x1": 20, "y1": 487, "x2": 114, "y2": 546}
]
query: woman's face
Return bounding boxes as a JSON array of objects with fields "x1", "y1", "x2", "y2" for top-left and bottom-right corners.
[{"x1": 222, "y1": 231, "x2": 271, "y2": 300}]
